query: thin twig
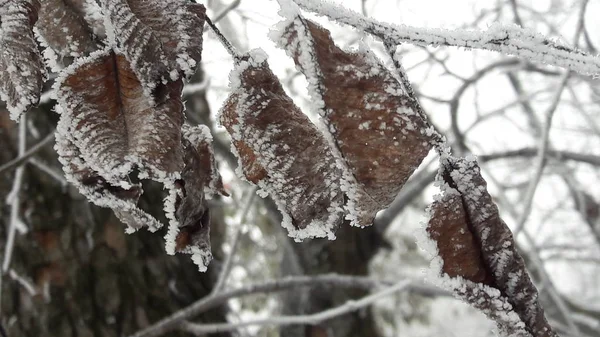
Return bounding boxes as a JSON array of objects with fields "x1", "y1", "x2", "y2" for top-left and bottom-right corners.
[
  {"x1": 213, "y1": 187, "x2": 257, "y2": 293},
  {"x1": 512, "y1": 0, "x2": 590, "y2": 237},
  {"x1": 181, "y1": 280, "x2": 411, "y2": 334},
  {"x1": 205, "y1": 15, "x2": 242, "y2": 62},
  {"x1": 212, "y1": 0, "x2": 242, "y2": 23},
  {"x1": 0, "y1": 131, "x2": 55, "y2": 175},
  {"x1": 512, "y1": 72, "x2": 569, "y2": 238},
  {"x1": 1, "y1": 114, "x2": 28, "y2": 313},
  {"x1": 8, "y1": 269, "x2": 37, "y2": 297},
  {"x1": 28, "y1": 158, "x2": 68, "y2": 186}
]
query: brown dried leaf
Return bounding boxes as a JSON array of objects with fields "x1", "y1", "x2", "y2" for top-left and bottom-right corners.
[
  {"x1": 35, "y1": 0, "x2": 100, "y2": 59},
  {"x1": 427, "y1": 192, "x2": 490, "y2": 284},
  {"x1": 426, "y1": 156, "x2": 557, "y2": 337},
  {"x1": 219, "y1": 50, "x2": 345, "y2": 241},
  {"x1": 102, "y1": 0, "x2": 206, "y2": 94},
  {"x1": 276, "y1": 18, "x2": 432, "y2": 227},
  {"x1": 164, "y1": 125, "x2": 227, "y2": 271},
  {"x1": 54, "y1": 48, "x2": 184, "y2": 185},
  {"x1": 182, "y1": 124, "x2": 228, "y2": 198},
  {"x1": 0, "y1": 0, "x2": 46, "y2": 120},
  {"x1": 54, "y1": 119, "x2": 163, "y2": 233}
]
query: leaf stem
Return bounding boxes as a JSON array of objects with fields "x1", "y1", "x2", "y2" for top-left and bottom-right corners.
[{"x1": 205, "y1": 15, "x2": 242, "y2": 63}]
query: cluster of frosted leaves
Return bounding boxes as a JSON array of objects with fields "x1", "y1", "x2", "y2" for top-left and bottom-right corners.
[
  {"x1": 220, "y1": 50, "x2": 345, "y2": 241},
  {"x1": 101, "y1": 0, "x2": 206, "y2": 96},
  {"x1": 273, "y1": 17, "x2": 432, "y2": 227},
  {"x1": 0, "y1": 0, "x2": 46, "y2": 120},
  {"x1": 164, "y1": 125, "x2": 228, "y2": 272},
  {"x1": 55, "y1": 48, "x2": 185, "y2": 186},
  {"x1": 425, "y1": 156, "x2": 557, "y2": 337},
  {"x1": 35, "y1": 0, "x2": 104, "y2": 67}
]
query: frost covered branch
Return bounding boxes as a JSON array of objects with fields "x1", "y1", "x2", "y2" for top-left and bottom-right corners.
[
  {"x1": 181, "y1": 280, "x2": 411, "y2": 334},
  {"x1": 0, "y1": 131, "x2": 55, "y2": 175},
  {"x1": 129, "y1": 274, "x2": 444, "y2": 337},
  {"x1": 212, "y1": 187, "x2": 257, "y2": 293},
  {"x1": 293, "y1": 0, "x2": 600, "y2": 76},
  {"x1": 1, "y1": 115, "x2": 28, "y2": 309}
]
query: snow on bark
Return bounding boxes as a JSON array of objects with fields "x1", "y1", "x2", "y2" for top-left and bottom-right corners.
[
  {"x1": 219, "y1": 49, "x2": 345, "y2": 241},
  {"x1": 422, "y1": 156, "x2": 557, "y2": 337},
  {"x1": 273, "y1": 16, "x2": 431, "y2": 227},
  {"x1": 0, "y1": 0, "x2": 46, "y2": 120}
]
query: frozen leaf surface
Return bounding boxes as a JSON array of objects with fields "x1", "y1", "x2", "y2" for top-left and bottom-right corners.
[
  {"x1": 164, "y1": 125, "x2": 227, "y2": 272},
  {"x1": 220, "y1": 50, "x2": 345, "y2": 241},
  {"x1": 102, "y1": 0, "x2": 206, "y2": 95},
  {"x1": 0, "y1": 0, "x2": 46, "y2": 120},
  {"x1": 54, "y1": 48, "x2": 184, "y2": 186},
  {"x1": 55, "y1": 115, "x2": 163, "y2": 233},
  {"x1": 182, "y1": 124, "x2": 228, "y2": 198},
  {"x1": 425, "y1": 156, "x2": 557, "y2": 337},
  {"x1": 35, "y1": 0, "x2": 100, "y2": 60},
  {"x1": 274, "y1": 17, "x2": 432, "y2": 227}
]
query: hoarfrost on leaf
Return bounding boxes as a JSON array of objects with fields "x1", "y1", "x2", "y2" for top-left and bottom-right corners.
[
  {"x1": 424, "y1": 156, "x2": 557, "y2": 337},
  {"x1": 0, "y1": 0, "x2": 46, "y2": 120},
  {"x1": 274, "y1": 17, "x2": 431, "y2": 227},
  {"x1": 220, "y1": 50, "x2": 345, "y2": 240},
  {"x1": 101, "y1": 0, "x2": 206, "y2": 97},
  {"x1": 54, "y1": 47, "x2": 185, "y2": 186}
]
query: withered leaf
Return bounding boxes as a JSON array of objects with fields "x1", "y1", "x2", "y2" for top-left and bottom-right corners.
[
  {"x1": 101, "y1": 0, "x2": 206, "y2": 95},
  {"x1": 0, "y1": 0, "x2": 46, "y2": 120},
  {"x1": 35, "y1": 0, "x2": 101, "y2": 61},
  {"x1": 426, "y1": 156, "x2": 557, "y2": 337},
  {"x1": 219, "y1": 50, "x2": 345, "y2": 241},
  {"x1": 164, "y1": 125, "x2": 227, "y2": 272},
  {"x1": 275, "y1": 17, "x2": 432, "y2": 227},
  {"x1": 54, "y1": 47, "x2": 184, "y2": 186},
  {"x1": 182, "y1": 124, "x2": 228, "y2": 198},
  {"x1": 55, "y1": 117, "x2": 163, "y2": 233}
]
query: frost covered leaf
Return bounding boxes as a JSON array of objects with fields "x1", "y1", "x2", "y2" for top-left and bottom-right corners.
[
  {"x1": 426, "y1": 156, "x2": 557, "y2": 337},
  {"x1": 55, "y1": 117, "x2": 163, "y2": 233},
  {"x1": 219, "y1": 50, "x2": 345, "y2": 241},
  {"x1": 0, "y1": 0, "x2": 46, "y2": 120},
  {"x1": 36, "y1": 0, "x2": 102, "y2": 68},
  {"x1": 275, "y1": 18, "x2": 432, "y2": 227},
  {"x1": 102, "y1": 0, "x2": 206, "y2": 95},
  {"x1": 54, "y1": 48, "x2": 184, "y2": 185},
  {"x1": 35, "y1": 0, "x2": 101, "y2": 61},
  {"x1": 182, "y1": 124, "x2": 228, "y2": 198},
  {"x1": 164, "y1": 125, "x2": 227, "y2": 272}
]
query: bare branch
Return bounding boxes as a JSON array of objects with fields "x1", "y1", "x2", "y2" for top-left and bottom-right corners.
[
  {"x1": 212, "y1": 187, "x2": 257, "y2": 293},
  {"x1": 0, "y1": 131, "x2": 55, "y2": 175},
  {"x1": 181, "y1": 280, "x2": 412, "y2": 334},
  {"x1": 1, "y1": 114, "x2": 28, "y2": 312},
  {"x1": 128, "y1": 274, "x2": 447, "y2": 337},
  {"x1": 293, "y1": 0, "x2": 600, "y2": 76}
]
